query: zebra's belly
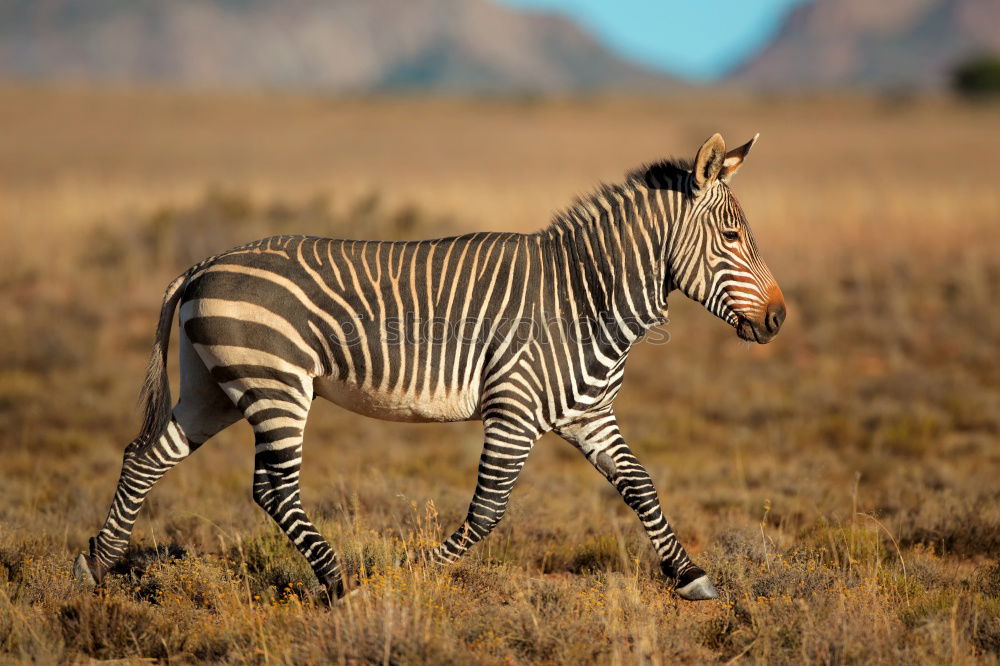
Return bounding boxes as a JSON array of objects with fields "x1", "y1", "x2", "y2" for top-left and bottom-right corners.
[{"x1": 312, "y1": 376, "x2": 481, "y2": 423}]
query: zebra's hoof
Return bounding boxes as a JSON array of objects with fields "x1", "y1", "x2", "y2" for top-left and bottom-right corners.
[
  {"x1": 73, "y1": 553, "x2": 97, "y2": 588},
  {"x1": 675, "y1": 574, "x2": 719, "y2": 601},
  {"x1": 336, "y1": 586, "x2": 367, "y2": 605}
]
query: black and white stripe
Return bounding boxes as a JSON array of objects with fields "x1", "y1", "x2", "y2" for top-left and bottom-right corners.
[{"x1": 76, "y1": 134, "x2": 785, "y2": 602}]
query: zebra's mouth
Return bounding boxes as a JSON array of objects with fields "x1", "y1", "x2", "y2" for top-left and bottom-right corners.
[
  {"x1": 735, "y1": 315, "x2": 758, "y2": 342},
  {"x1": 736, "y1": 315, "x2": 777, "y2": 344},
  {"x1": 732, "y1": 293, "x2": 786, "y2": 344}
]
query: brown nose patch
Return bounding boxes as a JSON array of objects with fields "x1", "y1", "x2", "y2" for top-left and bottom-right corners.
[{"x1": 766, "y1": 282, "x2": 785, "y2": 306}]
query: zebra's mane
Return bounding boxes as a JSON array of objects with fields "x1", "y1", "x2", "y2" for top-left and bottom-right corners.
[
  {"x1": 625, "y1": 157, "x2": 694, "y2": 188},
  {"x1": 544, "y1": 157, "x2": 692, "y2": 235}
]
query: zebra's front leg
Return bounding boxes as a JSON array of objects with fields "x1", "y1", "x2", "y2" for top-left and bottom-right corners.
[
  {"x1": 555, "y1": 408, "x2": 718, "y2": 600},
  {"x1": 429, "y1": 418, "x2": 538, "y2": 565}
]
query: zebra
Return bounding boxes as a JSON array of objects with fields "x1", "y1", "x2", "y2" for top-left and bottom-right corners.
[{"x1": 73, "y1": 133, "x2": 785, "y2": 602}]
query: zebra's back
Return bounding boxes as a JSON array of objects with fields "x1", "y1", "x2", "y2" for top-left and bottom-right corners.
[{"x1": 178, "y1": 233, "x2": 540, "y2": 423}]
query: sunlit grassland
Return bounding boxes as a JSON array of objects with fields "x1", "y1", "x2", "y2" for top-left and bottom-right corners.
[{"x1": 1, "y1": 86, "x2": 999, "y2": 663}]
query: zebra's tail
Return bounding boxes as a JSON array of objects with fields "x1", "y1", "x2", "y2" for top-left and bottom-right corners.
[{"x1": 135, "y1": 272, "x2": 189, "y2": 447}]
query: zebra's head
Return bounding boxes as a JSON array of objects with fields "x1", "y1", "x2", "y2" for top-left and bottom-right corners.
[{"x1": 669, "y1": 133, "x2": 785, "y2": 344}]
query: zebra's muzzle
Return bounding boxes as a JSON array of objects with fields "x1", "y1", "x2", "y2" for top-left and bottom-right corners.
[
  {"x1": 735, "y1": 297, "x2": 785, "y2": 344},
  {"x1": 735, "y1": 316, "x2": 759, "y2": 343}
]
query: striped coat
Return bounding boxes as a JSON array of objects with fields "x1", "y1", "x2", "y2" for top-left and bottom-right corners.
[{"x1": 74, "y1": 133, "x2": 785, "y2": 602}]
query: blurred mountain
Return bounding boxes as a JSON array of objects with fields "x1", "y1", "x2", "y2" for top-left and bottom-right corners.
[
  {"x1": 732, "y1": 0, "x2": 1000, "y2": 89},
  {"x1": 0, "y1": 0, "x2": 679, "y2": 93}
]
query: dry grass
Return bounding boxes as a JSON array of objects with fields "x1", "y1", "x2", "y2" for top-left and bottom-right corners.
[{"x1": 1, "y1": 86, "x2": 999, "y2": 664}]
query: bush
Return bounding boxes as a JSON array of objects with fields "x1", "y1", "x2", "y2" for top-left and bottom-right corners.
[{"x1": 953, "y1": 55, "x2": 1000, "y2": 98}]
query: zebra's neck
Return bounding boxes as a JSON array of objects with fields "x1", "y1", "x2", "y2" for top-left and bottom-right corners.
[{"x1": 537, "y1": 179, "x2": 680, "y2": 351}]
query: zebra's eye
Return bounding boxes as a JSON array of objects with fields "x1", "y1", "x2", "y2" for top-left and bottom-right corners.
[{"x1": 722, "y1": 230, "x2": 740, "y2": 242}]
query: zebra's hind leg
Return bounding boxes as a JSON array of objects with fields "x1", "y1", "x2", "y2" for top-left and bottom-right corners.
[
  {"x1": 235, "y1": 384, "x2": 344, "y2": 602},
  {"x1": 76, "y1": 403, "x2": 240, "y2": 586},
  {"x1": 555, "y1": 408, "x2": 719, "y2": 601},
  {"x1": 75, "y1": 417, "x2": 195, "y2": 586},
  {"x1": 76, "y1": 333, "x2": 242, "y2": 586},
  {"x1": 251, "y1": 437, "x2": 345, "y2": 602}
]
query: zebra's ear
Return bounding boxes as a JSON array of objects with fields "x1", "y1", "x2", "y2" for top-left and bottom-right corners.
[
  {"x1": 692, "y1": 133, "x2": 726, "y2": 194},
  {"x1": 719, "y1": 133, "x2": 759, "y2": 184}
]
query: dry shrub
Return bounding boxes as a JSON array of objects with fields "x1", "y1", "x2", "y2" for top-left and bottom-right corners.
[{"x1": 57, "y1": 595, "x2": 163, "y2": 660}]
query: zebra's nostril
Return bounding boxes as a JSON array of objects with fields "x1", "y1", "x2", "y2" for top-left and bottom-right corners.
[{"x1": 766, "y1": 302, "x2": 786, "y2": 333}]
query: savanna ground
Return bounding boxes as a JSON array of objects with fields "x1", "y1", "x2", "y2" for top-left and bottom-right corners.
[{"x1": 1, "y1": 86, "x2": 999, "y2": 664}]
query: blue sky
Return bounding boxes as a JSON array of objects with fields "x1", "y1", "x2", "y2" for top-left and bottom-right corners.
[{"x1": 498, "y1": 0, "x2": 811, "y2": 80}]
